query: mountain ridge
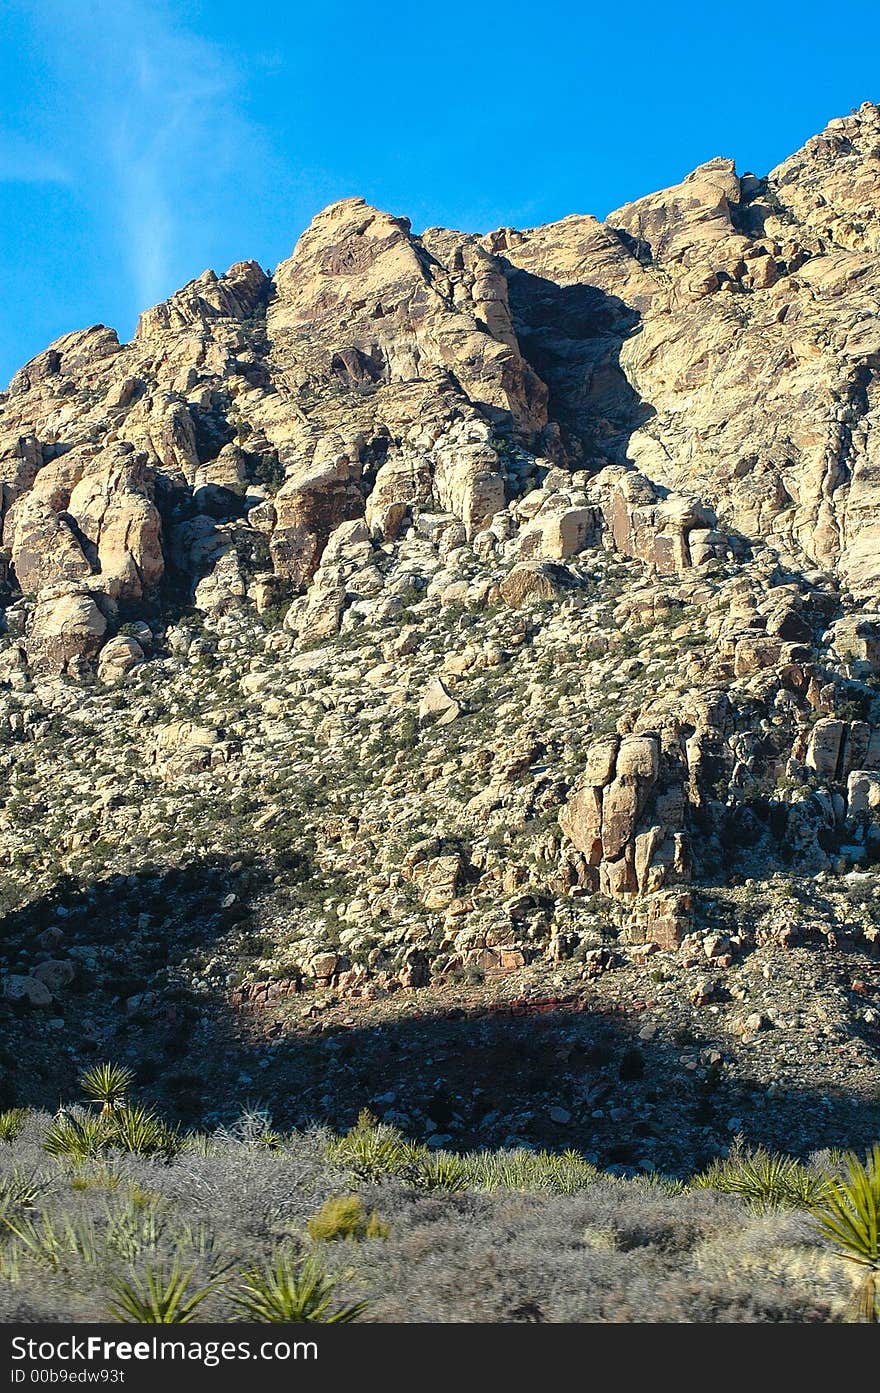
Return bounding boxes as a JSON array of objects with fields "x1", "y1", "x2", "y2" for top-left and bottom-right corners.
[{"x1": 0, "y1": 105, "x2": 878, "y2": 1161}]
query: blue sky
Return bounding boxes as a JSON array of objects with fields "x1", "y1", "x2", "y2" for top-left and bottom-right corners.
[{"x1": 1, "y1": 0, "x2": 878, "y2": 384}]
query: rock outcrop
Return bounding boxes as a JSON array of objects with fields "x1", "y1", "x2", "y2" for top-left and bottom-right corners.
[{"x1": 3, "y1": 104, "x2": 880, "y2": 968}]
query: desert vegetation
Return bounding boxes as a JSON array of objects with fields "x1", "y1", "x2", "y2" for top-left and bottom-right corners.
[{"x1": 0, "y1": 1073, "x2": 877, "y2": 1323}]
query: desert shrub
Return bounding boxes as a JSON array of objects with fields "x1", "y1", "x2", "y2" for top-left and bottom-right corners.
[
  {"x1": 354, "y1": 1184, "x2": 817, "y2": 1322},
  {"x1": 307, "y1": 1194, "x2": 388, "y2": 1242},
  {"x1": 212, "y1": 1108, "x2": 283, "y2": 1151},
  {"x1": 136, "y1": 1133, "x2": 339, "y2": 1248}
]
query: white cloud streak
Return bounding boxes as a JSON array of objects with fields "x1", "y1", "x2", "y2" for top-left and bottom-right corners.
[
  {"x1": 105, "y1": 10, "x2": 244, "y2": 308},
  {"x1": 32, "y1": 0, "x2": 262, "y2": 315}
]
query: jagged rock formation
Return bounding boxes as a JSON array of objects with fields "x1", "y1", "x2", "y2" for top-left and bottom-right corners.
[{"x1": 2, "y1": 103, "x2": 880, "y2": 989}]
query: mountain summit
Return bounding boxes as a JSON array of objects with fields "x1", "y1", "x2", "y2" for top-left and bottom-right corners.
[{"x1": 0, "y1": 108, "x2": 879, "y2": 1145}]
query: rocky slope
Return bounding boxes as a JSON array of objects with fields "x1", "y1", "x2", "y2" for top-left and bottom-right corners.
[{"x1": 0, "y1": 106, "x2": 879, "y2": 1158}]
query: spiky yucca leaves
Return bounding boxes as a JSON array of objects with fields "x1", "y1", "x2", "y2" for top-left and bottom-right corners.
[
  {"x1": 461, "y1": 1147, "x2": 600, "y2": 1195},
  {"x1": 43, "y1": 1109, "x2": 110, "y2": 1163},
  {"x1": 179, "y1": 1132, "x2": 215, "y2": 1157},
  {"x1": 326, "y1": 1111, "x2": 422, "y2": 1183},
  {"x1": 693, "y1": 1141, "x2": 828, "y2": 1211},
  {"x1": 0, "y1": 1170, "x2": 42, "y2": 1220},
  {"x1": 109, "y1": 1104, "x2": 177, "y2": 1158},
  {"x1": 813, "y1": 1144, "x2": 880, "y2": 1323},
  {"x1": 231, "y1": 1247, "x2": 367, "y2": 1323},
  {"x1": 326, "y1": 1114, "x2": 602, "y2": 1196},
  {"x1": 104, "y1": 1196, "x2": 166, "y2": 1261},
  {"x1": 3, "y1": 1211, "x2": 99, "y2": 1273},
  {"x1": 80, "y1": 1063, "x2": 134, "y2": 1114},
  {"x1": 42, "y1": 1105, "x2": 177, "y2": 1161},
  {"x1": 407, "y1": 1154, "x2": 468, "y2": 1192},
  {"x1": 0, "y1": 1109, "x2": 28, "y2": 1143},
  {"x1": 108, "y1": 1261, "x2": 214, "y2": 1323}
]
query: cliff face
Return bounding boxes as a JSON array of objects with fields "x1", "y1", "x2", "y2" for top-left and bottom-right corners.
[{"x1": 2, "y1": 104, "x2": 880, "y2": 978}]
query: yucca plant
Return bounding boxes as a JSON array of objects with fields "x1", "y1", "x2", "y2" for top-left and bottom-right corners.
[
  {"x1": 3, "y1": 1211, "x2": 98, "y2": 1273},
  {"x1": 327, "y1": 1111, "x2": 422, "y2": 1182},
  {"x1": 104, "y1": 1198, "x2": 166, "y2": 1262},
  {"x1": 0, "y1": 1242, "x2": 22, "y2": 1284},
  {"x1": 0, "y1": 1169, "x2": 43, "y2": 1220},
  {"x1": 632, "y1": 1172, "x2": 689, "y2": 1197},
  {"x1": 812, "y1": 1144, "x2": 880, "y2": 1323},
  {"x1": 106, "y1": 1105, "x2": 178, "y2": 1158},
  {"x1": 231, "y1": 1248, "x2": 367, "y2": 1323},
  {"x1": 80, "y1": 1063, "x2": 134, "y2": 1115},
  {"x1": 0, "y1": 1108, "x2": 28, "y2": 1142},
  {"x1": 43, "y1": 1108, "x2": 110, "y2": 1163},
  {"x1": 462, "y1": 1147, "x2": 597, "y2": 1194},
  {"x1": 520, "y1": 1149, "x2": 600, "y2": 1195},
  {"x1": 407, "y1": 1153, "x2": 468, "y2": 1192},
  {"x1": 69, "y1": 1165, "x2": 124, "y2": 1194},
  {"x1": 180, "y1": 1131, "x2": 214, "y2": 1157},
  {"x1": 108, "y1": 1260, "x2": 215, "y2": 1323},
  {"x1": 172, "y1": 1220, "x2": 226, "y2": 1264},
  {"x1": 693, "y1": 1141, "x2": 827, "y2": 1211}
]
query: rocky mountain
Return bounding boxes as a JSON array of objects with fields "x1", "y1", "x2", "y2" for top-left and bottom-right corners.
[{"x1": 1, "y1": 106, "x2": 879, "y2": 1154}]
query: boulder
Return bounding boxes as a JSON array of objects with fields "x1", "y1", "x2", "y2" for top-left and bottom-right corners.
[
  {"x1": 26, "y1": 585, "x2": 107, "y2": 676},
  {"x1": 31, "y1": 960, "x2": 76, "y2": 993},
  {"x1": 97, "y1": 635, "x2": 145, "y2": 683},
  {"x1": 2, "y1": 974, "x2": 53, "y2": 1007},
  {"x1": 499, "y1": 561, "x2": 572, "y2": 609},
  {"x1": 418, "y1": 676, "x2": 460, "y2": 726},
  {"x1": 806, "y1": 719, "x2": 846, "y2": 778}
]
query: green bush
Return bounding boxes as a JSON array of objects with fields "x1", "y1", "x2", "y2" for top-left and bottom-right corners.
[{"x1": 307, "y1": 1194, "x2": 388, "y2": 1242}]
